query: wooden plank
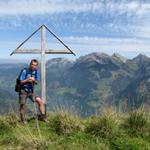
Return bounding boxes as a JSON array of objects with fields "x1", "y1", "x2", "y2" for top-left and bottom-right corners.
[
  {"x1": 13, "y1": 49, "x2": 73, "y2": 54},
  {"x1": 46, "y1": 50, "x2": 73, "y2": 54},
  {"x1": 44, "y1": 25, "x2": 76, "y2": 56},
  {"x1": 10, "y1": 26, "x2": 42, "y2": 56},
  {"x1": 13, "y1": 49, "x2": 41, "y2": 54},
  {"x1": 41, "y1": 25, "x2": 46, "y2": 103}
]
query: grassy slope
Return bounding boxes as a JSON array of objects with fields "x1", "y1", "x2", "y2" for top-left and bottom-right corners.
[{"x1": 0, "y1": 107, "x2": 150, "y2": 150}]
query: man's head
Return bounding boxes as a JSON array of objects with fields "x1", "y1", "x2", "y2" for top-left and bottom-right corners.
[{"x1": 29, "y1": 59, "x2": 38, "y2": 71}]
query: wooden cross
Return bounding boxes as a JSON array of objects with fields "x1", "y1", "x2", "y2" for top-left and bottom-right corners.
[{"x1": 10, "y1": 24, "x2": 75, "y2": 107}]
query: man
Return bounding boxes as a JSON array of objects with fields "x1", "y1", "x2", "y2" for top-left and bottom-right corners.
[{"x1": 19, "y1": 59, "x2": 46, "y2": 123}]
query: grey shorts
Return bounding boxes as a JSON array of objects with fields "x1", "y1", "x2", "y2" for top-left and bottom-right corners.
[{"x1": 19, "y1": 89, "x2": 38, "y2": 105}]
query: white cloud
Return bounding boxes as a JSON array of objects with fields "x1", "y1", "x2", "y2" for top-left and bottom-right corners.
[
  {"x1": 0, "y1": 0, "x2": 103, "y2": 16},
  {"x1": 64, "y1": 36, "x2": 150, "y2": 58},
  {"x1": 1, "y1": 35, "x2": 150, "y2": 59},
  {"x1": 130, "y1": 25, "x2": 150, "y2": 39},
  {"x1": 0, "y1": 0, "x2": 150, "y2": 58},
  {"x1": 137, "y1": 3, "x2": 150, "y2": 16},
  {"x1": 0, "y1": 0, "x2": 149, "y2": 17}
]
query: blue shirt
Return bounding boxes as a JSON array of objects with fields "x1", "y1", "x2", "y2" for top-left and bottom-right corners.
[{"x1": 19, "y1": 68, "x2": 40, "y2": 93}]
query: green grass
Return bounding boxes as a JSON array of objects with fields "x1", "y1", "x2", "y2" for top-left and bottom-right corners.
[
  {"x1": 0, "y1": 107, "x2": 150, "y2": 150},
  {"x1": 122, "y1": 107, "x2": 150, "y2": 139},
  {"x1": 111, "y1": 137, "x2": 150, "y2": 150}
]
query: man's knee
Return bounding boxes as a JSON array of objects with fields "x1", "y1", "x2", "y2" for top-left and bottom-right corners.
[{"x1": 35, "y1": 97, "x2": 45, "y2": 105}]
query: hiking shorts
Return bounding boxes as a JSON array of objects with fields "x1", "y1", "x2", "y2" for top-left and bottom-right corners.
[{"x1": 19, "y1": 89, "x2": 39, "y2": 105}]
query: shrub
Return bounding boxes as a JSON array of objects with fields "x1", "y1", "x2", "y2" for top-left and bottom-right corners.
[
  {"x1": 0, "y1": 134, "x2": 20, "y2": 146},
  {"x1": 0, "y1": 116, "x2": 20, "y2": 148},
  {"x1": 5, "y1": 113, "x2": 19, "y2": 127},
  {"x1": 20, "y1": 139, "x2": 49, "y2": 150},
  {"x1": 0, "y1": 117, "x2": 12, "y2": 135},
  {"x1": 85, "y1": 110, "x2": 119, "y2": 139},
  {"x1": 122, "y1": 108, "x2": 150, "y2": 138},
  {"x1": 50, "y1": 111, "x2": 84, "y2": 135}
]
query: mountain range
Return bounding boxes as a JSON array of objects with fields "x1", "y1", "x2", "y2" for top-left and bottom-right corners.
[{"x1": 0, "y1": 52, "x2": 150, "y2": 116}]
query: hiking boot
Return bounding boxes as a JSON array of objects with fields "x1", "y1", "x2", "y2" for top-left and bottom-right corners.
[
  {"x1": 21, "y1": 120, "x2": 28, "y2": 125},
  {"x1": 41, "y1": 117, "x2": 48, "y2": 122},
  {"x1": 38, "y1": 114, "x2": 48, "y2": 122}
]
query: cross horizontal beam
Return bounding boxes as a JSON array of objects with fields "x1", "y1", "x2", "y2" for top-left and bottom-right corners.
[
  {"x1": 46, "y1": 50, "x2": 73, "y2": 54},
  {"x1": 13, "y1": 49, "x2": 74, "y2": 54}
]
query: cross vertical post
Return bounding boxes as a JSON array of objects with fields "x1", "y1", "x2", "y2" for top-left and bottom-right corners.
[{"x1": 41, "y1": 25, "x2": 46, "y2": 103}]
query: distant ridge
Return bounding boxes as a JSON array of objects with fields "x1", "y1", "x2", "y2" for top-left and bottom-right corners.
[
  {"x1": 0, "y1": 58, "x2": 29, "y2": 64},
  {"x1": 0, "y1": 52, "x2": 150, "y2": 116}
]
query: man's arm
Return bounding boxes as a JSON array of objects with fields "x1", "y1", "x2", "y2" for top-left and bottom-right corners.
[
  {"x1": 19, "y1": 69, "x2": 39, "y2": 85},
  {"x1": 20, "y1": 77, "x2": 33, "y2": 85}
]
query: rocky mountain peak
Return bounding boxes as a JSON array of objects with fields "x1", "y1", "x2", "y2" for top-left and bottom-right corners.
[
  {"x1": 46, "y1": 58, "x2": 73, "y2": 68},
  {"x1": 112, "y1": 53, "x2": 127, "y2": 63},
  {"x1": 76, "y1": 52, "x2": 110, "y2": 64},
  {"x1": 132, "y1": 54, "x2": 150, "y2": 64}
]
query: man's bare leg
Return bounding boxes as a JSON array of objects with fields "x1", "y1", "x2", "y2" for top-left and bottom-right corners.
[
  {"x1": 35, "y1": 97, "x2": 47, "y2": 121},
  {"x1": 35, "y1": 97, "x2": 45, "y2": 114}
]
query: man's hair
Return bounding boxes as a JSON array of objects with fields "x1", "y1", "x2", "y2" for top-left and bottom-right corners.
[{"x1": 30, "y1": 59, "x2": 39, "y2": 65}]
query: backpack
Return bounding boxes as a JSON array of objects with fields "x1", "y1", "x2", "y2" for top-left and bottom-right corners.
[{"x1": 15, "y1": 68, "x2": 28, "y2": 92}]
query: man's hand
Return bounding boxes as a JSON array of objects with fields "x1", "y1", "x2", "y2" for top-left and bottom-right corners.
[
  {"x1": 20, "y1": 77, "x2": 38, "y2": 85},
  {"x1": 27, "y1": 77, "x2": 35, "y2": 83}
]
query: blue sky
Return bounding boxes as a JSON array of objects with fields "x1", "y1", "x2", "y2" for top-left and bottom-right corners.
[{"x1": 0, "y1": 0, "x2": 150, "y2": 60}]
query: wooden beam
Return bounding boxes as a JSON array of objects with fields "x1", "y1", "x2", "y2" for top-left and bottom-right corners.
[
  {"x1": 41, "y1": 25, "x2": 46, "y2": 104},
  {"x1": 13, "y1": 49, "x2": 73, "y2": 54},
  {"x1": 45, "y1": 50, "x2": 73, "y2": 54},
  {"x1": 13, "y1": 49, "x2": 41, "y2": 54},
  {"x1": 10, "y1": 25, "x2": 42, "y2": 56},
  {"x1": 44, "y1": 25, "x2": 76, "y2": 56}
]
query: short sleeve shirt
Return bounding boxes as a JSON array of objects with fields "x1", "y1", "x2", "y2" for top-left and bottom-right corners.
[{"x1": 19, "y1": 68, "x2": 40, "y2": 93}]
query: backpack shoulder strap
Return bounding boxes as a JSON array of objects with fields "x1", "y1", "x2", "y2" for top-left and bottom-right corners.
[
  {"x1": 24, "y1": 68, "x2": 28, "y2": 78},
  {"x1": 18, "y1": 68, "x2": 28, "y2": 80},
  {"x1": 35, "y1": 70, "x2": 37, "y2": 79},
  {"x1": 31, "y1": 70, "x2": 37, "y2": 78}
]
